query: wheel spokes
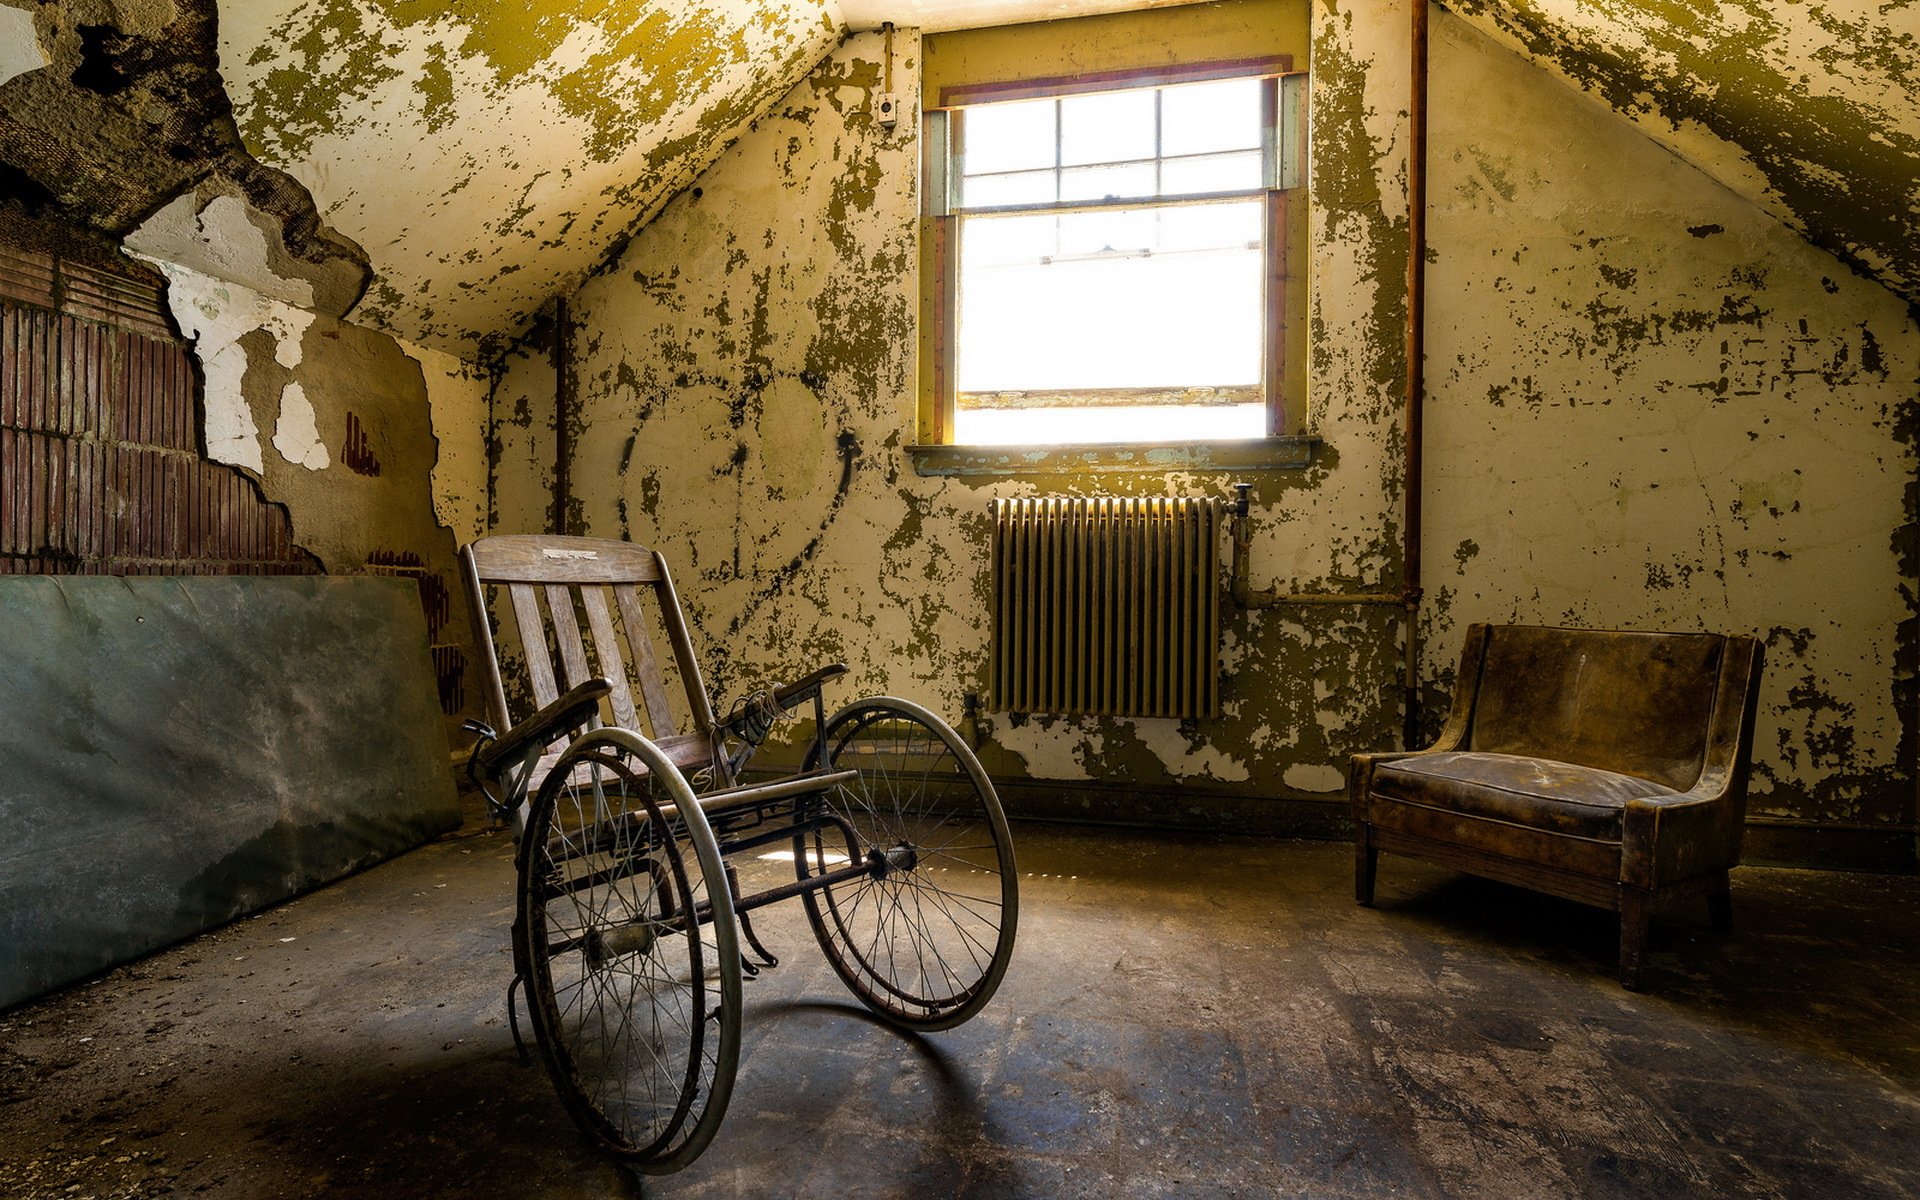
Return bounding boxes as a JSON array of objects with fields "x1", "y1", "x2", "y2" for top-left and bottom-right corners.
[{"x1": 803, "y1": 703, "x2": 1014, "y2": 1026}]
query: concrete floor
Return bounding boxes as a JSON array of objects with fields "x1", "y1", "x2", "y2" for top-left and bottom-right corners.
[{"x1": 1, "y1": 819, "x2": 1917, "y2": 1199}]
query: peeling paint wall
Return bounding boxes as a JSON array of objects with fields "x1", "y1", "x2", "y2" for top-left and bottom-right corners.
[
  {"x1": 492, "y1": 3, "x2": 1919, "y2": 848},
  {"x1": 493, "y1": 9, "x2": 1409, "y2": 825},
  {"x1": 1419, "y1": 11, "x2": 1920, "y2": 830},
  {"x1": 219, "y1": 0, "x2": 843, "y2": 357}
]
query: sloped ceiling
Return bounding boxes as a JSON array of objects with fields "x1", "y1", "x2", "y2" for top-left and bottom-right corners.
[
  {"x1": 219, "y1": 0, "x2": 843, "y2": 356},
  {"x1": 1446, "y1": 0, "x2": 1920, "y2": 310},
  {"x1": 838, "y1": 0, "x2": 1209, "y2": 30}
]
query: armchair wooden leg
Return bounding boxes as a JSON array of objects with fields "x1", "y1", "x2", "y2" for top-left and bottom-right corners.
[
  {"x1": 1355, "y1": 824, "x2": 1378, "y2": 907},
  {"x1": 1618, "y1": 887, "x2": 1653, "y2": 989},
  {"x1": 1707, "y1": 872, "x2": 1733, "y2": 934}
]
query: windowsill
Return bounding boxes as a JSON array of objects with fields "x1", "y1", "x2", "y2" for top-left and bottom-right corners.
[{"x1": 906, "y1": 436, "x2": 1320, "y2": 477}]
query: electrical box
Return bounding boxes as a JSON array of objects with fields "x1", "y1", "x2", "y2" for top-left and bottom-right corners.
[{"x1": 875, "y1": 92, "x2": 901, "y2": 129}]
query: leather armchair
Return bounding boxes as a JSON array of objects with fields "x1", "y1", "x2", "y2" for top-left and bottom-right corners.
[{"x1": 1351, "y1": 623, "x2": 1764, "y2": 987}]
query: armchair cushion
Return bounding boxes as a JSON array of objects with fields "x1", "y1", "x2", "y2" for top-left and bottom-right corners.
[{"x1": 1372, "y1": 751, "x2": 1677, "y2": 841}]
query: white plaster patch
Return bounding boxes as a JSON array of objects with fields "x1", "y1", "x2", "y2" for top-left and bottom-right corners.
[
  {"x1": 0, "y1": 7, "x2": 47, "y2": 84},
  {"x1": 148, "y1": 262, "x2": 317, "y2": 475},
  {"x1": 401, "y1": 338, "x2": 491, "y2": 545},
  {"x1": 127, "y1": 193, "x2": 318, "y2": 310},
  {"x1": 983, "y1": 718, "x2": 1097, "y2": 781},
  {"x1": 196, "y1": 340, "x2": 265, "y2": 474},
  {"x1": 1132, "y1": 721, "x2": 1251, "y2": 782},
  {"x1": 272, "y1": 382, "x2": 330, "y2": 470},
  {"x1": 1283, "y1": 763, "x2": 1346, "y2": 793}
]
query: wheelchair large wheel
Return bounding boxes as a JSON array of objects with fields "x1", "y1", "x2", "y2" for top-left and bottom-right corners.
[
  {"x1": 515, "y1": 728, "x2": 742, "y2": 1174},
  {"x1": 799, "y1": 697, "x2": 1018, "y2": 1031}
]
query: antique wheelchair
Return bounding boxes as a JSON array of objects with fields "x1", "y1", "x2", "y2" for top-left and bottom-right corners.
[{"x1": 457, "y1": 534, "x2": 1018, "y2": 1173}]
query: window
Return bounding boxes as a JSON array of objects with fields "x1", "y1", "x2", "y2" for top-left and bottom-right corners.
[{"x1": 923, "y1": 62, "x2": 1305, "y2": 449}]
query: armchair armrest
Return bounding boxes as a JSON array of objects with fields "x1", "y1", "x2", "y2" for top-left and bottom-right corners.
[
  {"x1": 1619, "y1": 777, "x2": 1746, "y2": 890},
  {"x1": 1348, "y1": 625, "x2": 1483, "y2": 816},
  {"x1": 472, "y1": 678, "x2": 613, "y2": 777},
  {"x1": 1621, "y1": 635, "x2": 1764, "y2": 889},
  {"x1": 1349, "y1": 749, "x2": 1443, "y2": 817}
]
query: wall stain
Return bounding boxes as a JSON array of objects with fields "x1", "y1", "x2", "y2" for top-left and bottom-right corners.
[{"x1": 721, "y1": 430, "x2": 860, "y2": 640}]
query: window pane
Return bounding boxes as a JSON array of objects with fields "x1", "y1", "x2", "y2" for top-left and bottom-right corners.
[
  {"x1": 1060, "y1": 162, "x2": 1157, "y2": 204},
  {"x1": 959, "y1": 98, "x2": 1056, "y2": 175},
  {"x1": 1160, "y1": 150, "x2": 1263, "y2": 195},
  {"x1": 961, "y1": 214, "x2": 1059, "y2": 267},
  {"x1": 1059, "y1": 89, "x2": 1155, "y2": 167},
  {"x1": 955, "y1": 203, "x2": 1264, "y2": 393},
  {"x1": 963, "y1": 168, "x2": 1057, "y2": 208},
  {"x1": 1156, "y1": 200, "x2": 1262, "y2": 253},
  {"x1": 942, "y1": 73, "x2": 1283, "y2": 446},
  {"x1": 1161, "y1": 77, "x2": 1263, "y2": 157},
  {"x1": 1056, "y1": 207, "x2": 1157, "y2": 258}
]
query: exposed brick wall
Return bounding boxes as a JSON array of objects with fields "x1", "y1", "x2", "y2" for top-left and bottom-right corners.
[{"x1": 0, "y1": 241, "x2": 317, "y2": 577}]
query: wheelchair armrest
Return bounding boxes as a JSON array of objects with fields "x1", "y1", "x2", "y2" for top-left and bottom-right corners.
[
  {"x1": 772, "y1": 662, "x2": 848, "y2": 710},
  {"x1": 473, "y1": 678, "x2": 613, "y2": 776}
]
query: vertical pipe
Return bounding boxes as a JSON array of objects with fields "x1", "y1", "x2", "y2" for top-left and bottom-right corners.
[
  {"x1": 552, "y1": 297, "x2": 573, "y2": 536},
  {"x1": 1403, "y1": 0, "x2": 1430, "y2": 750}
]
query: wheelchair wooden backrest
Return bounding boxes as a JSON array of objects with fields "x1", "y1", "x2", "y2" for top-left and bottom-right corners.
[{"x1": 459, "y1": 534, "x2": 727, "y2": 789}]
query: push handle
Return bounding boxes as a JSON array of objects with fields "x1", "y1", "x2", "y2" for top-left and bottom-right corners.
[{"x1": 771, "y1": 662, "x2": 848, "y2": 711}]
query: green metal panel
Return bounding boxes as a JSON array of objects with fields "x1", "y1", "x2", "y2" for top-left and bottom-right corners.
[{"x1": 0, "y1": 575, "x2": 460, "y2": 1010}]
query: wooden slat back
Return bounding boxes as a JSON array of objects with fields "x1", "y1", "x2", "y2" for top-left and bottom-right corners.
[
  {"x1": 507, "y1": 582, "x2": 560, "y2": 709},
  {"x1": 579, "y1": 586, "x2": 639, "y2": 731},
  {"x1": 613, "y1": 583, "x2": 679, "y2": 738},
  {"x1": 462, "y1": 534, "x2": 713, "y2": 758},
  {"x1": 544, "y1": 584, "x2": 592, "y2": 689}
]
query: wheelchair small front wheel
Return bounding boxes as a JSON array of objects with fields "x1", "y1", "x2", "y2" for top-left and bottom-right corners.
[
  {"x1": 799, "y1": 697, "x2": 1018, "y2": 1031},
  {"x1": 515, "y1": 728, "x2": 741, "y2": 1173}
]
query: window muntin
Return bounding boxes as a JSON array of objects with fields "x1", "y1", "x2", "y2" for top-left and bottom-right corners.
[{"x1": 954, "y1": 77, "x2": 1268, "y2": 212}]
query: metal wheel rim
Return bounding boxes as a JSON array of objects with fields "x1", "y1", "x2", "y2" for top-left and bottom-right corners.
[
  {"x1": 800, "y1": 698, "x2": 1018, "y2": 1030},
  {"x1": 516, "y1": 730, "x2": 741, "y2": 1171}
]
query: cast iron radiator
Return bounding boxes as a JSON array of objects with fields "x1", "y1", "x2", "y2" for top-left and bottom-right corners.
[{"x1": 989, "y1": 496, "x2": 1223, "y2": 720}]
